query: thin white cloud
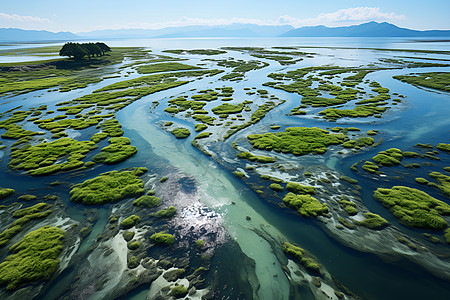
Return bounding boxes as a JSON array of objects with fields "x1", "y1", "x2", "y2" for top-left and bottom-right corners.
[
  {"x1": 102, "y1": 7, "x2": 405, "y2": 30},
  {"x1": 294, "y1": 7, "x2": 406, "y2": 27},
  {"x1": 0, "y1": 12, "x2": 50, "y2": 23}
]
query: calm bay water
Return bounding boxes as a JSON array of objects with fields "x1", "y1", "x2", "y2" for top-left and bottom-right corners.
[{"x1": 0, "y1": 37, "x2": 449, "y2": 299}]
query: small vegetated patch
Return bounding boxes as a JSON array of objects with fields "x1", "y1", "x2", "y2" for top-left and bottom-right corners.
[
  {"x1": 92, "y1": 137, "x2": 137, "y2": 164},
  {"x1": 194, "y1": 132, "x2": 212, "y2": 139},
  {"x1": 283, "y1": 192, "x2": 328, "y2": 218},
  {"x1": 150, "y1": 232, "x2": 174, "y2": 246},
  {"x1": 133, "y1": 195, "x2": 161, "y2": 208},
  {"x1": 0, "y1": 188, "x2": 15, "y2": 200},
  {"x1": 236, "y1": 151, "x2": 275, "y2": 163},
  {"x1": 233, "y1": 171, "x2": 245, "y2": 178},
  {"x1": 0, "y1": 226, "x2": 64, "y2": 290},
  {"x1": 194, "y1": 124, "x2": 207, "y2": 132},
  {"x1": 69, "y1": 167, "x2": 147, "y2": 205},
  {"x1": 269, "y1": 183, "x2": 283, "y2": 192},
  {"x1": 286, "y1": 182, "x2": 316, "y2": 194},
  {"x1": 136, "y1": 62, "x2": 201, "y2": 74},
  {"x1": 372, "y1": 148, "x2": 403, "y2": 166},
  {"x1": 171, "y1": 127, "x2": 191, "y2": 139},
  {"x1": 247, "y1": 127, "x2": 345, "y2": 156},
  {"x1": 354, "y1": 213, "x2": 389, "y2": 230},
  {"x1": 120, "y1": 215, "x2": 141, "y2": 229},
  {"x1": 337, "y1": 198, "x2": 357, "y2": 215},
  {"x1": 8, "y1": 137, "x2": 97, "y2": 176},
  {"x1": 282, "y1": 242, "x2": 321, "y2": 274},
  {"x1": 0, "y1": 203, "x2": 52, "y2": 247},
  {"x1": 156, "y1": 206, "x2": 177, "y2": 218},
  {"x1": 211, "y1": 102, "x2": 245, "y2": 115},
  {"x1": 374, "y1": 186, "x2": 450, "y2": 230}
]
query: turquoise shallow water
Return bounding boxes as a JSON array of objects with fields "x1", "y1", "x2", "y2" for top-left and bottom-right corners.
[{"x1": 0, "y1": 37, "x2": 449, "y2": 299}]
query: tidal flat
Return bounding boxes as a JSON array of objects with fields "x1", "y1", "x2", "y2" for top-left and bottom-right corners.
[{"x1": 0, "y1": 38, "x2": 449, "y2": 300}]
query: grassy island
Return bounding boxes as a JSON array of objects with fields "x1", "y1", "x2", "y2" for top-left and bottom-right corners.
[
  {"x1": 8, "y1": 138, "x2": 97, "y2": 176},
  {"x1": 374, "y1": 186, "x2": 450, "y2": 230},
  {"x1": 171, "y1": 127, "x2": 191, "y2": 139},
  {"x1": 0, "y1": 226, "x2": 64, "y2": 290},
  {"x1": 393, "y1": 72, "x2": 450, "y2": 92},
  {"x1": 283, "y1": 192, "x2": 328, "y2": 218},
  {"x1": 247, "y1": 127, "x2": 345, "y2": 156},
  {"x1": 92, "y1": 137, "x2": 137, "y2": 164},
  {"x1": 69, "y1": 167, "x2": 147, "y2": 205},
  {"x1": 150, "y1": 232, "x2": 174, "y2": 246}
]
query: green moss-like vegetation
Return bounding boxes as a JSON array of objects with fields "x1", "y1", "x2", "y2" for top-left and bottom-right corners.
[
  {"x1": 286, "y1": 182, "x2": 316, "y2": 194},
  {"x1": 0, "y1": 226, "x2": 64, "y2": 290},
  {"x1": 156, "y1": 206, "x2": 177, "y2": 218},
  {"x1": 236, "y1": 151, "x2": 275, "y2": 163},
  {"x1": 372, "y1": 148, "x2": 403, "y2": 166},
  {"x1": 393, "y1": 72, "x2": 450, "y2": 92},
  {"x1": 338, "y1": 217, "x2": 356, "y2": 229},
  {"x1": 120, "y1": 215, "x2": 141, "y2": 229},
  {"x1": 233, "y1": 171, "x2": 245, "y2": 178},
  {"x1": 170, "y1": 285, "x2": 188, "y2": 298},
  {"x1": 92, "y1": 137, "x2": 137, "y2": 164},
  {"x1": 133, "y1": 195, "x2": 161, "y2": 208},
  {"x1": 171, "y1": 127, "x2": 191, "y2": 139},
  {"x1": 342, "y1": 137, "x2": 374, "y2": 149},
  {"x1": 136, "y1": 62, "x2": 200, "y2": 74},
  {"x1": 195, "y1": 240, "x2": 205, "y2": 248},
  {"x1": 8, "y1": 138, "x2": 97, "y2": 176},
  {"x1": 247, "y1": 127, "x2": 345, "y2": 156},
  {"x1": 339, "y1": 176, "x2": 358, "y2": 185},
  {"x1": 282, "y1": 242, "x2": 321, "y2": 274},
  {"x1": 0, "y1": 203, "x2": 52, "y2": 247},
  {"x1": 127, "y1": 240, "x2": 141, "y2": 250},
  {"x1": 160, "y1": 176, "x2": 168, "y2": 183},
  {"x1": 269, "y1": 183, "x2": 284, "y2": 192},
  {"x1": 0, "y1": 188, "x2": 15, "y2": 200},
  {"x1": 122, "y1": 231, "x2": 135, "y2": 242},
  {"x1": 338, "y1": 199, "x2": 357, "y2": 215},
  {"x1": 374, "y1": 186, "x2": 450, "y2": 230},
  {"x1": 361, "y1": 161, "x2": 379, "y2": 173},
  {"x1": 319, "y1": 105, "x2": 387, "y2": 120},
  {"x1": 69, "y1": 167, "x2": 147, "y2": 205},
  {"x1": 1, "y1": 124, "x2": 44, "y2": 139},
  {"x1": 194, "y1": 132, "x2": 212, "y2": 139},
  {"x1": 402, "y1": 151, "x2": 419, "y2": 158},
  {"x1": 428, "y1": 172, "x2": 450, "y2": 198},
  {"x1": 211, "y1": 103, "x2": 245, "y2": 115},
  {"x1": 355, "y1": 213, "x2": 389, "y2": 230},
  {"x1": 150, "y1": 232, "x2": 174, "y2": 246},
  {"x1": 194, "y1": 124, "x2": 207, "y2": 132},
  {"x1": 283, "y1": 192, "x2": 328, "y2": 218},
  {"x1": 437, "y1": 143, "x2": 450, "y2": 152},
  {"x1": 445, "y1": 228, "x2": 450, "y2": 244},
  {"x1": 415, "y1": 178, "x2": 429, "y2": 185}
]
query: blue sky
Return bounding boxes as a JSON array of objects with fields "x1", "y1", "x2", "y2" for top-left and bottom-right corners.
[{"x1": 1, "y1": 0, "x2": 449, "y2": 32}]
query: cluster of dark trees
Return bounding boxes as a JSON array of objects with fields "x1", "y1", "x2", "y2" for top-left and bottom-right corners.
[{"x1": 59, "y1": 42, "x2": 111, "y2": 60}]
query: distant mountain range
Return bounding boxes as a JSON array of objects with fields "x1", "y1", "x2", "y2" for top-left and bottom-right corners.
[
  {"x1": 0, "y1": 28, "x2": 79, "y2": 42},
  {"x1": 281, "y1": 21, "x2": 450, "y2": 37},
  {"x1": 1, "y1": 22, "x2": 449, "y2": 42}
]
